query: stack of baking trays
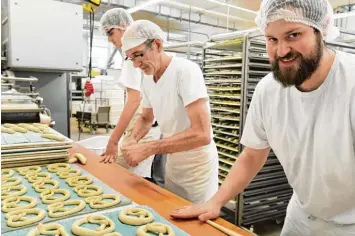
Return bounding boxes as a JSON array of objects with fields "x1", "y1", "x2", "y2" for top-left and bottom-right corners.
[{"x1": 1, "y1": 123, "x2": 73, "y2": 169}]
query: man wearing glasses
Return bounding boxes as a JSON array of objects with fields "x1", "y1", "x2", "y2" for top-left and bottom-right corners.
[
  {"x1": 99, "y1": 9, "x2": 159, "y2": 179},
  {"x1": 120, "y1": 20, "x2": 219, "y2": 204}
]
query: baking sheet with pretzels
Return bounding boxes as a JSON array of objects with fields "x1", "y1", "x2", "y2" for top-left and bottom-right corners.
[
  {"x1": 3, "y1": 206, "x2": 190, "y2": 236},
  {"x1": 1, "y1": 164, "x2": 132, "y2": 233}
]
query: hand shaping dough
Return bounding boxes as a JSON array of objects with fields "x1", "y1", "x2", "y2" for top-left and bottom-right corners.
[
  {"x1": 17, "y1": 166, "x2": 41, "y2": 176},
  {"x1": 41, "y1": 134, "x2": 65, "y2": 141},
  {"x1": 32, "y1": 179, "x2": 60, "y2": 193},
  {"x1": 57, "y1": 169, "x2": 81, "y2": 179},
  {"x1": 18, "y1": 123, "x2": 41, "y2": 133},
  {"x1": 1, "y1": 127, "x2": 15, "y2": 134},
  {"x1": 47, "y1": 199, "x2": 86, "y2": 218},
  {"x1": 70, "y1": 153, "x2": 87, "y2": 165},
  {"x1": 2, "y1": 196, "x2": 37, "y2": 213},
  {"x1": 26, "y1": 172, "x2": 52, "y2": 183},
  {"x1": 27, "y1": 223, "x2": 69, "y2": 236},
  {"x1": 72, "y1": 215, "x2": 118, "y2": 236},
  {"x1": 2, "y1": 185, "x2": 27, "y2": 199},
  {"x1": 85, "y1": 194, "x2": 121, "y2": 209},
  {"x1": 73, "y1": 185, "x2": 103, "y2": 197},
  {"x1": 66, "y1": 175, "x2": 93, "y2": 187},
  {"x1": 5, "y1": 208, "x2": 46, "y2": 228},
  {"x1": 1, "y1": 169, "x2": 15, "y2": 178},
  {"x1": 2, "y1": 177, "x2": 22, "y2": 186},
  {"x1": 40, "y1": 189, "x2": 71, "y2": 204},
  {"x1": 118, "y1": 208, "x2": 154, "y2": 226},
  {"x1": 136, "y1": 222, "x2": 175, "y2": 236},
  {"x1": 47, "y1": 163, "x2": 70, "y2": 173}
]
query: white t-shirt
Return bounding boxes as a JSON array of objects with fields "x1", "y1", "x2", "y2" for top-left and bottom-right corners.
[{"x1": 241, "y1": 50, "x2": 355, "y2": 223}]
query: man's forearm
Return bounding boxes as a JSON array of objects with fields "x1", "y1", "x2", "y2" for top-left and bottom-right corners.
[
  {"x1": 129, "y1": 115, "x2": 154, "y2": 142},
  {"x1": 210, "y1": 148, "x2": 269, "y2": 207}
]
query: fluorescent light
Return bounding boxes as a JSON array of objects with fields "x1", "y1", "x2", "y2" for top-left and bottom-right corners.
[
  {"x1": 127, "y1": 0, "x2": 167, "y2": 13},
  {"x1": 334, "y1": 11, "x2": 355, "y2": 19},
  {"x1": 205, "y1": 0, "x2": 257, "y2": 15}
]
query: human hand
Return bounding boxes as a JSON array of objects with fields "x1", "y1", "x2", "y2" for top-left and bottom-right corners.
[
  {"x1": 99, "y1": 140, "x2": 118, "y2": 164},
  {"x1": 121, "y1": 143, "x2": 150, "y2": 167},
  {"x1": 170, "y1": 200, "x2": 221, "y2": 222}
]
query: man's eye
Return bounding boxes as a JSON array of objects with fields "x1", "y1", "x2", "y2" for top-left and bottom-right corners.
[
  {"x1": 268, "y1": 37, "x2": 277, "y2": 42},
  {"x1": 288, "y1": 33, "x2": 300, "y2": 39}
]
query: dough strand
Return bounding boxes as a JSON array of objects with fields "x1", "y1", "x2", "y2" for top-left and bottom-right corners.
[{"x1": 118, "y1": 208, "x2": 154, "y2": 226}]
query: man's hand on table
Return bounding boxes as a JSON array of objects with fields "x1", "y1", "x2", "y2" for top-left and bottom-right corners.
[
  {"x1": 170, "y1": 200, "x2": 222, "y2": 222},
  {"x1": 100, "y1": 140, "x2": 118, "y2": 163},
  {"x1": 122, "y1": 142, "x2": 153, "y2": 167}
]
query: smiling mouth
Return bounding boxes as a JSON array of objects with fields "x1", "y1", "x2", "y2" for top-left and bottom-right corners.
[{"x1": 279, "y1": 55, "x2": 299, "y2": 63}]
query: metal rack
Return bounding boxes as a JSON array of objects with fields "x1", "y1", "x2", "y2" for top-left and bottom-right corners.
[{"x1": 164, "y1": 41, "x2": 205, "y2": 68}]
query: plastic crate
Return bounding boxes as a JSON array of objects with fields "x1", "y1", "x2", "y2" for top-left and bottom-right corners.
[{"x1": 77, "y1": 136, "x2": 110, "y2": 155}]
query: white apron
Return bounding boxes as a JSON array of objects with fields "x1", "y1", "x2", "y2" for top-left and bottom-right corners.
[{"x1": 164, "y1": 140, "x2": 219, "y2": 204}]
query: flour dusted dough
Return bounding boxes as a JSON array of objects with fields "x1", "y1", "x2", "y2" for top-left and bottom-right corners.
[
  {"x1": 2, "y1": 196, "x2": 37, "y2": 213},
  {"x1": 71, "y1": 215, "x2": 118, "y2": 236},
  {"x1": 41, "y1": 134, "x2": 65, "y2": 141},
  {"x1": 18, "y1": 123, "x2": 41, "y2": 133},
  {"x1": 2, "y1": 177, "x2": 22, "y2": 186},
  {"x1": 136, "y1": 222, "x2": 175, "y2": 236},
  {"x1": 71, "y1": 153, "x2": 87, "y2": 165},
  {"x1": 118, "y1": 208, "x2": 154, "y2": 226},
  {"x1": 85, "y1": 194, "x2": 121, "y2": 209},
  {"x1": 5, "y1": 208, "x2": 45, "y2": 228},
  {"x1": 1, "y1": 169, "x2": 15, "y2": 178},
  {"x1": 66, "y1": 175, "x2": 93, "y2": 187},
  {"x1": 74, "y1": 185, "x2": 103, "y2": 197},
  {"x1": 17, "y1": 166, "x2": 41, "y2": 176},
  {"x1": 26, "y1": 172, "x2": 52, "y2": 183},
  {"x1": 47, "y1": 199, "x2": 86, "y2": 218},
  {"x1": 47, "y1": 163, "x2": 70, "y2": 173},
  {"x1": 9, "y1": 126, "x2": 28, "y2": 133},
  {"x1": 1, "y1": 127, "x2": 15, "y2": 134},
  {"x1": 40, "y1": 189, "x2": 71, "y2": 204},
  {"x1": 33, "y1": 179, "x2": 60, "y2": 193},
  {"x1": 27, "y1": 223, "x2": 69, "y2": 236},
  {"x1": 2, "y1": 185, "x2": 27, "y2": 199},
  {"x1": 57, "y1": 169, "x2": 81, "y2": 179}
]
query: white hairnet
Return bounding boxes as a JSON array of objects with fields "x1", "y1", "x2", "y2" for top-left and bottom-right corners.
[
  {"x1": 100, "y1": 8, "x2": 133, "y2": 30},
  {"x1": 255, "y1": 0, "x2": 339, "y2": 41},
  {"x1": 122, "y1": 20, "x2": 167, "y2": 52}
]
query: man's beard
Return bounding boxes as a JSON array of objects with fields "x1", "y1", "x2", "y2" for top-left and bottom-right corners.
[{"x1": 271, "y1": 35, "x2": 323, "y2": 88}]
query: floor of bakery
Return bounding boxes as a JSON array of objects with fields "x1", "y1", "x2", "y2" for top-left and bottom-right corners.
[{"x1": 69, "y1": 118, "x2": 283, "y2": 236}]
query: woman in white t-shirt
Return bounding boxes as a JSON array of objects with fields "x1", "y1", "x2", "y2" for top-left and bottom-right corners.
[{"x1": 99, "y1": 8, "x2": 158, "y2": 177}]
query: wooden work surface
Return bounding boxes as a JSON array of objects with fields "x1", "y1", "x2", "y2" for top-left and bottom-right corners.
[{"x1": 70, "y1": 144, "x2": 252, "y2": 236}]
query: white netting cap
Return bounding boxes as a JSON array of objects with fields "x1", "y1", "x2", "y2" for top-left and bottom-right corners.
[
  {"x1": 255, "y1": 0, "x2": 340, "y2": 41},
  {"x1": 122, "y1": 20, "x2": 167, "y2": 52},
  {"x1": 100, "y1": 8, "x2": 133, "y2": 30}
]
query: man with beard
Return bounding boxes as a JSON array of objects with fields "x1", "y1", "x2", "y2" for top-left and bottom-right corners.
[{"x1": 171, "y1": 0, "x2": 355, "y2": 235}]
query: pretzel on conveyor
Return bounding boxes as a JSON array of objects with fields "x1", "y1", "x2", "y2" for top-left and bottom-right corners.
[
  {"x1": 66, "y1": 175, "x2": 93, "y2": 187},
  {"x1": 71, "y1": 215, "x2": 121, "y2": 236},
  {"x1": 47, "y1": 163, "x2": 70, "y2": 173},
  {"x1": 32, "y1": 179, "x2": 60, "y2": 193},
  {"x1": 57, "y1": 169, "x2": 81, "y2": 179},
  {"x1": 2, "y1": 185, "x2": 27, "y2": 199},
  {"x1": 2, "y1": 196, "x2": 37, "y2": 213},
  {"x1": 1, "y1": 169, "x2": 15, "y2": 178},
  {"x1": 136, "y1": 222, "x2": 175, "y2": 236},
  {"x1": 40, "y1": 189, "x2": 71, "y2": 204},
  {"x1": 73, "y1": 185, "x2": 103, "y2": 197},
  {"x1": 27, "y1": 223, "x2": 69, "y2": 236},
  {"x1": 2, "y1": 177, "x2": 22, "y2": 186},
  {"x1": 85, "y1": 194, "x2": 121, "y2": 209},
  {"x1": 5, "y1": 208, "x2": 46, "y2": 227},
  {"x1": 17, "y1": 166, "x2": 41, "y2": 176},
  {"x1": 118, "y1": 208, "x2": 154, "y2": 226},
  {"x1": 47, "y1": 199, "x2": 86, "y2": 218},
  {"x1": 26, "y1": 172, "x2": 52, "y2": 183}
]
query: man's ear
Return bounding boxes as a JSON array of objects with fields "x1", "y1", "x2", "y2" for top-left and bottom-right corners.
[{"x1": 154, "y1": 39, "x2": 164, "y2": 52}]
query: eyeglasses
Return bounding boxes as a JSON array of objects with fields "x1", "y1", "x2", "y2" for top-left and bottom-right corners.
[
  {"x1": 124, "y1": 39, "x2": 154, "y2": 62},
  {"x1": 106, "y1": 28, "x2": 114, "y2": 36}
]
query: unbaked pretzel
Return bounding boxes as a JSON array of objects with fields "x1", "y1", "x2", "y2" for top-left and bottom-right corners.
[
  {"x1": 85, "y1": 194, "x2": 121, "y2": 209},
  {"x1": 66, "y1": 175, "x2": 93, "y2": 187},
  {"x1": 27, "y1": 223, "x2": 69, "y2": 236},
  {"x1": 47, "y1": 163, "x2": 70, "y2": 173},
  {"x1": 2, "y1": 177, "x2": 22, "y2": 186},
  {"x1": 71, "y1": 215, "x2": 118, "y2": 236},
  {"x1": 47, "y1": 199, "x2": 86, "y2": 218},
  {"x1": 2, "y1": 196, "x2": 37, "y2": 213},
  {"x1": 57, "y1": 169, "x2": 81, "y2": 179},
  {"x1": 136, "y1": 222, "x2": 175, "y2": 236},
  {"x1": 26, "y1": 172, "x2": 52, "y2": 183},
  {"x1": 2, "y1": 185, "x2": 27, "y2": 199},
  {"x1": 73, "y1": 185, "x2": 103, "y2": 197},
  {"x1": 5, "y1": 208, "x2": 46, "y2": 228},
  {"x1": 32, "y1": 179, "x2": 60, "y2": 193},
  {"x1": 17, "y1": 166, "x2": 41, "y2": 176},
  {"x1": 118, "y1": 208, "x2": 154, "y2": 226},
  {"x1": 40, "y1": 189, "x2": 71, "y2": 204},
  {"x1": 1, "y1": 169, "x2": 14, "y2": 178}
]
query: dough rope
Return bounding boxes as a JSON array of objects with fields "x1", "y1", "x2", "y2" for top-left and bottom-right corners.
[
  {"x1": 2, "y1": 185, "x2": 27, "y2": 199},
  {"x1": 70, "y1": 153, "x2": 87, "y2": 165},
  {"x1": 3, "y1": 123, "x2": 18, "y2": 129},
  {"x1": 47, "y1": 163, "x2": 70, "y2": 173},
  {"x1": 41, "y1": 134, "x2": 65, "y2": 141},
  {"x1": 26, "y1": 223, "x2": 69, "y2": 236},
  {"x1": 85, "y1": 194, "x2": 121, "y2": 209},
  {"x1": 1, "y1": 127, "x2": 15, "y2": 134},
  {"x1": 2, "y1": 196, "x2": 37, "y2": 213},
  {"x1": 2, "y1": 177, "x2": 22, "y2": 186},
  {"x1": 17, "y1": 166, "x2": 41, "y2": 176},
  {"x1": 5, "y1": 208, "x2": 46, "y2": 228},
  {"x1": 26, "y1": 172, "x2": 52, "y2": 183},
  {"x1": 32, "y1": 179, "x2": 60, "y2": 193},
  {"x1": 136, "y1": 222, "x2": 175, "y2": 236},
  {"x1": 57, "y1": 169, "x2": 81, "y2": 179},
  {"x1": 66, "y1": 175, "x2": 93, "y2": 187},
  {"x1": 73, "y1": 185, "x2": 103, "y2": 197},
  {"x1": 71, "y1": 215, "x2": 117, "y2": 236},
  {"x1": 18, "y1": 124, "x2": 41, "y2": 133},
  {"x1": 47, "y1": 199, "x2": 86, "y2": 218},
  {"x1": 1, "y1": 169, "x2": 15, "y2": 178},
  {"x1": 40, "y1": 189, "x2": 71, "y2": 204},
  {"x1": 118, "y1": 208, "x2": 154, "y2": 226}
]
